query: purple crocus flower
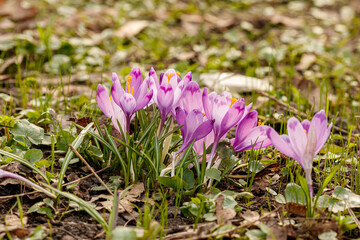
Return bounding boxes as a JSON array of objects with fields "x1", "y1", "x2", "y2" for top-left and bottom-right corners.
[
  {"x1": 175, "y1": 108, "x2": 214, "y2": 154},
  {"x1": 231, "y1": 110, "x2": 272, "y2": 152},
  {"x1": 96, "y1": 84, "x2": 126, "y2": 133},
  {"x1": 266, "y1": 110, "x2": 332, "y2": 197},
  {"x1": 111, "y1": 67, "x2": 153, "y2": 132},
  {"x1": 149, "y1": 67, "x2": 192, "y2": 133},
  {"x1": 202, "y1": 88, "x2": 249, "y2": 169}
]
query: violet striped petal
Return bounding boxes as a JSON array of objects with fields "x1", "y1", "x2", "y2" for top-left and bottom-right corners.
[
  {"x1": 119, "y1": 93, "x2": 137, "y2": 117},
  {"x1": 219, "y1": 99, "x2": 245, "y2": 137},
  {"x1": 287, "y1": 117, "x2": 307, "y2": 159},
  {"x1": 266, "y1": 128, "x2": 299, "y2": 161},
  {"x1": 134, "y1": 89, "x2": 153, "y2": 113},
  {"x1": 96, "y1": 84, "x2": 113, "y2": 118}
]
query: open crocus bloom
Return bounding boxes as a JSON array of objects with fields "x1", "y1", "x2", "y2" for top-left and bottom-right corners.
[
  {"x1": 266, "y1": 110, "x2": 332, "y2": 197},
  {"x1": 149, "y1": 68, "x2": 192, "y2": 130},
  {"x1": 111, "y1": 67, "x2": 153, "y2": 132},
  {"x1": 175, "y1": 108, "x2": 214, "y2": 154},
  {"x1": 231, "y1": 110, "x2": 272, "y2": 152},
  {"x1": 96, "y1": 84, "x2": 126, "y2": 133},
  {"x1": 202, "y1": 88, "x2": 248, "y2": 169}
]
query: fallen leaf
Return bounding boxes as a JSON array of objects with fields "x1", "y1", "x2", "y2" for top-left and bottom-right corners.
[
  {"x1": 271, "y1": 14, "x2": 304, "y2": 28},
  {"x1": 266, "y1": 226, "x2": 287, "y2": 240},
  {"x1": 241, "y1": 210, "x2": 260, "y2": 224},
  {"x1": 296, "y1": 54, "x2": 317, "y2": 71},
  {"x1": 91, "y1": 182, "x2": 145, "y2": 213},
  {"x1": 0, "y1": 0, "x2": 37, "y2": 21},
  {"x1": 285, "y1": 202, "x2": 307, "y2": 217},
  {"x1": 215, "y1": 194, "x2": 236, "y2": 224},
  {"x1": 115, "y1": 20, "x2": 149, "y2": 38},
  {"x1": 254, "y1": 163, "x2": 280, "y2": 180}
]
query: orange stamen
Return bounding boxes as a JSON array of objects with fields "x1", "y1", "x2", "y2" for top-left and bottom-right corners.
[
  {"x1": 166, "y1": 73, "x2": 173, "y2": 83},
  {"x1": 176, "y1": 72, "x2": 180, "y2": 77},
  {"x1": 258, "y1": 121, "x2": 264, "y2": 126},
  {"x1": 110, "y1": 96, "x2": 113, "y2": 104},
  {"x1": 230, "y1": 98, "x2": 237, "y2": 108},
  {"x1": 131, "y1": 87, "x2": 134, "y2": 95},
  {"x1": 127, "y1": 76, "x2": 132, "y2": 93},
  {"x1": 202, "y1": 113, "x2": 206, "y2": 117}
]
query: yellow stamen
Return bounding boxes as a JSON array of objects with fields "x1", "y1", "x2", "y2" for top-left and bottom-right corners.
[
  {"x1": 127, "y1": 76, "x2": 132, "y2": 93},
  {"x1": 131, "y1": 87, "x2": 134, "y2": 95},
  {"x1": 166, "y1": 73, "x2": 173, "y2": 83},
  {"x1": 110, "y1": 96, "x2": 113, "y2": 104},
  {"x1": 230, "y1": 98, "x2": 237, "y2": 108},
  {"x1": 176, "y1": 72, "x2": 180, "y2": 77},
  {"x1": 258, "y1": 121, "x2": 264, "y2": 126},
  {"x1": 304, "y1": 129, "x2": 307, "y2": 135}
]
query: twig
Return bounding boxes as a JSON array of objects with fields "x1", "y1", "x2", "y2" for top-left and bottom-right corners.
[
  {"x1": 69, "y1": 144, "x2": 138, "y2": 225},
  {"x1": 0, "y1": 166, "x2": 111, "y2": 200},
  {"x1": 348, "y1": 208, "x2": 360, "y2": 231},
  {"x1": 256, "y1": 90, "x2": 351, "y2": 138},
  {"x1": 69, "y1": 144, "x2": 113, "y2": 196}
]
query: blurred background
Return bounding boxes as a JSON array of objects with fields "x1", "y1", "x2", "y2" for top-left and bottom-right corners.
[{"x1": 1, "y1": 0, "x2": 360, "y2": 124}]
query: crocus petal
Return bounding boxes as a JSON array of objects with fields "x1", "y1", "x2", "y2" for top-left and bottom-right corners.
[
  {"x1": 157, "y1": 83, "x2": 174, "y2": 118},
  {"x1": 111, "y1": 101, "x2": 126, "y2": 133},
  {"x1": 134, "y1": 89, "x2": 153, "y2": 112},
  {"x1": 119, "y1": 93, "x2": 137, "y2": 117},
  {"x1": 182, "y1": 72, "x2": 192, "y2": 85},
  {"x1": 287, "y1": 117, "x2": 307, "y2": 159},
  {"x1": 202, "y1": 88, "x2": 212, "y2": 120},
  {"x1": 181, "y1": 81, "x2": 202, "y2": 113},
  {"x1": 149, "y1": 67, "x2": 159, "y2": 88},
  {"x1": 163, "y1": 69, "x2": 178, "y2": 87},
  {"x1": 233, "y1": 110, "x2": 258, "y2": 146},
  {"x1": 190, "y1": 119, "x2": 214, "y2": 143},
  {"x1": 111, "y1": 73, "x2": 124, "y2": 107},
  {"x1": 126, "y1": 67, "x2": 142, "y2": 94},
  {"x1": 233, "y1": 126, "x2": 272, "y2": 152},
  {"x1": 266, "y1": 128, "x2": 299, "y2": 161},
  {"x1": 219, "y1": 99, "x2": 245, "y2": 137},
  {"x1": 184, "y1": 110, "x2": 204, "y2": 138},
  {"x1": 301, "y1": 119, "x2": 311, "y2": 133},
  {"x1": 303, "y1": 123, "x2": 317, "y2": 169},
  {"x1": 310, "y1": 110, "x2": 331, "y2": 153},
  {"x1": 175, "y1": 107, "x2": 187, "y2": 137},
  {"x1": 133, "y1": 76, "x2": 148, "y2": 101},
  {"x1": 96, "y1": 84, "x2": 113, "y2": 118}
]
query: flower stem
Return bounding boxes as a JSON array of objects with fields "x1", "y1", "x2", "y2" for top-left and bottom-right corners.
[{"x1": 206, "y1": 140, "x2": 218, "y2": 170}]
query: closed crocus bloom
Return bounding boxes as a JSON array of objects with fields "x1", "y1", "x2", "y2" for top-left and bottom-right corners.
[
  {"x1": 231, "y1": 110, "x2": 272, "y2": 152},
  {"x1": 96, "y1": 84, "x2": 126, "y2": 133},
  {"x1": 179, "y1": 81, "x2": 203, "y2": 114},
  {"x1": 202, "y1": 88, "x2": 248, "y2": 169},
  {"x1": 111, "y1": 67, "x2": 153, "y2": 132},
  {"x1": 149, "y1": 67, "x2": 192, "y2": 133},
  {"x1": 266, "y1": 110, "x2": 332, "y2": 197}
]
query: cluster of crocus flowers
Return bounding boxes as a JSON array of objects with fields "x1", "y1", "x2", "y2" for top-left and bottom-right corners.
[{"x1": 96, "y1": 67, "x2": 333, "y2": 196}]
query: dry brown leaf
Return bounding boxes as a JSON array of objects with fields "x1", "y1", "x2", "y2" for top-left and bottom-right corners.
[
  {"x1": 0, "y1": 0, "x2": 37, "y2": 21},
  {"x1": 115, "y1": 20, "x2": 149, "y2": 39},
  {"x1": 266, "y1": 225, "x2": 287, "y2": 240},
  {"x1": 204, "y1": 14, "x2": 234, "y2": 28},
  {"x1": 5, "y1": 214, "x2": 28, "y2": 226},
  {"x1": 215, "y1": 194, "x2": 236, "y2": 224},
  {"x1": 296, "y1": 54, "x2": 317, "y2": 71},
  {"x1": 241, "y1": 210, "x2": 260, "y2": 224},
  {"x1": 285, "y1": 202, "x2": 307, "y2": 217},
  {"x1": 91, "y1": 182, "x2": 145, "y2": 213},
  {"x1": 271, "y1": 14, "x2": 303, "y2": 28}
]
